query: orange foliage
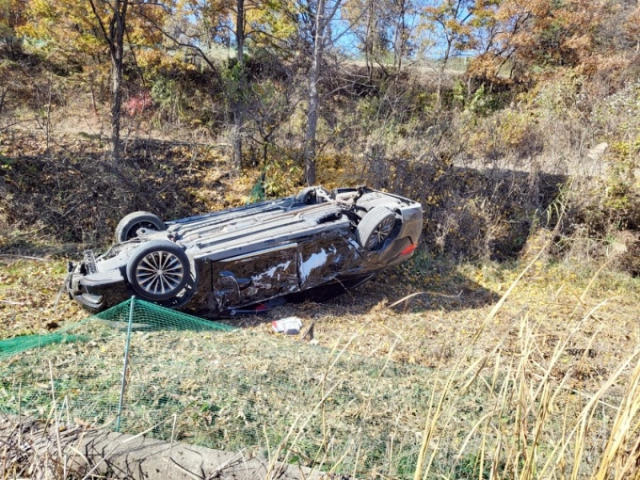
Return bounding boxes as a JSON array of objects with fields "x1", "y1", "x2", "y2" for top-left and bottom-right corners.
[{"x1": 467, "y1": 0, "x2": 639, "y2": 82}]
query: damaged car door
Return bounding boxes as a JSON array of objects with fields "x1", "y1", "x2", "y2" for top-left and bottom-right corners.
[
  {"x1": 211, "y1": 243, "x2": 299, "y2": 309},
  {"x1": 298, "y1": 234, "x2": 361, "y2": 291}
]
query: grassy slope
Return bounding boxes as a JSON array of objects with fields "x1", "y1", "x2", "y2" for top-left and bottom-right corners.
[
  {"x1": 2, "y1": 246, "x2": 639, "y2": 478},
  {"x1": 3, "y1": 248, "x2": 638, "y2": 372},
  {"x1": 1, "y1": 89, "x2": 640, "y2": 477}
]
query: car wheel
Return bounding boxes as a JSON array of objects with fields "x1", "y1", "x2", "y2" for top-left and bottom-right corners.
[
  {"x1": 356, "y1": 207, "x2": 398, "y2": 251},
  {"x1": 295, "y1": 186, "x2": 331, "y2": 205},
  {"x1": 295, "y1": 187, "x2": 318, "y2": 205},
  {"x1": 162, "y1": 256, "x2": 198, "y2": 309},
  {"x1": 126, "y1": 240, "x2": 190, "y2": 302},
  {"x1": 115, "y1": 212, "x2": 166, "y2": 242}
]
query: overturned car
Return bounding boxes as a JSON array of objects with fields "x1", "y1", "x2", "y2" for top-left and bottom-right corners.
[{"x1": 67, "y1": 186, "x2": 423, "y2": 315}]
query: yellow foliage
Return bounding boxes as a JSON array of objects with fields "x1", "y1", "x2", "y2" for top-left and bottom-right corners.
[{"x1": 17, "y1": 0, "x2": 168, "y2": 64}]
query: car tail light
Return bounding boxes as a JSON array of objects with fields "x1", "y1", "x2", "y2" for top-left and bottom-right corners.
[{"x1": 399, "y1": 244, "x2": 417, "y2": 256}]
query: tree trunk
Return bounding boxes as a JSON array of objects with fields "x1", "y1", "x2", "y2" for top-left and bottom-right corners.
[
  {"x1": 303, "y1": 73, "x2": 319, "y2": 186},
  {"x1": 436, "y1": 40, "x2": 452, "y2": 111},
  {"x1": 394, "y1": 0, "x2": 406, "y2": 71},
  {"x1": 111, "y1": 54, "x2": 124, "y2": 162},
  {"x1": 364, "y1": 0, "x2": 374, "y2": 83},
  {"x1": 110, "y1": 0, "x2": 128, "y2": 162},
  {"x1": 303, "y1": 0, "x2": 327, "y2": 187},
  {"x1": 86, "y1": 0, "x2": 128, "y2": 162},
  {"x1": 232, "y1": 0, "x2": 245, "y2": 170}
]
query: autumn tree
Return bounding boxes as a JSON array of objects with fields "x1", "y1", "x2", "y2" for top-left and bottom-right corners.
[
  {"x1": 464, "y1": 0, "x2": 640, "y2": 83},
  {"x1": 239, "y1": 0, "x2": 312, "y2": 169},
  {"x1": 19, "y1": 0, "x2": 105, "y2": 66},
  {"x1": 421, "y1": 0, "x2": 477, "y2": 107},
  {"x1": 300, "y1": 0, "x2": 343, "y2": 185},
  {"x1": 154, "y1": 0, "x2": 260, "y2": 169},
  {"x1": 18, "y1": 0, "x2": 166, "y2": 160},
  {"x1": 181, "y1": 0, "x2": 344, "y2": 181},
  {"x1": 343, "y1": 0, "x2": 417, "y2": 78},
  {"x1": 86, "y1": 0, "x2": 130, "y2": 161},
  {"x1": 0, "y1": 0, "x2": 27, "y2": 58},
  {"x1": 232, "y1": 0, "x2": 246, "y2": 169}
]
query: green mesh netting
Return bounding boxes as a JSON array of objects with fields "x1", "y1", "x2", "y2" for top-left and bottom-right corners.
[
  {"x1": 0, "y1": 299, "x2": 431, "y2": 478},
  {"x1": 0, "y1": 299, "x2": 234, "y2": 360}
]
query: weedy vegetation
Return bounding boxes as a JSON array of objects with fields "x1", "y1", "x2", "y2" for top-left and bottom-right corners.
[
  {"x1": 2, "y1": 1, "x2": 640, "y2": 475},
  {"x1": 1, "y1": 243, "x2": 639, "y2": 479}
]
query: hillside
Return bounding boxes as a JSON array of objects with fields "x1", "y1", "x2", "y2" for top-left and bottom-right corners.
[{"x1": 2, "y1": 0, "x2": 640, "y2": 476}]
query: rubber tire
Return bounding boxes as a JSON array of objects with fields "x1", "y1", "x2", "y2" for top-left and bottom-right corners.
[
  {"x1": 126, "y1": 240, "x2": 190, "y2": 302},
  {"x1": 356, "y1": 207, "x2": 398, "y2": 251},
  {"x1": 295, "y1": 187, "x2": 318, "y2": 205},
  {"x1": 295, "y1": 186, "x2": 331, "y2": 205},
  {"x1": 165, "y1": 262, "x2": 198, "y2": 309},
  {"x1": 115, "y1": 212, "x2": 166, "y2": 243}
]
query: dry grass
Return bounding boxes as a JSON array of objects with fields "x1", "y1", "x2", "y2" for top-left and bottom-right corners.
[
  {"x1": 1, "y1": 246, "x2": 639, "y2": 479},
  {"x1": 0, "y1": 256, "x2": 87, "y2": 340}
]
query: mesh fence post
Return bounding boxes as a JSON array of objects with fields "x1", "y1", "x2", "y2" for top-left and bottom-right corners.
[{"x1": 116, "y1": 297, "x2": 135, "y2": 433}]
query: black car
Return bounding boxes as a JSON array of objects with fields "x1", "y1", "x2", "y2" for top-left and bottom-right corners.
[{"x1": 67, "y1": 186, "x2": 423, "y2": 315}]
